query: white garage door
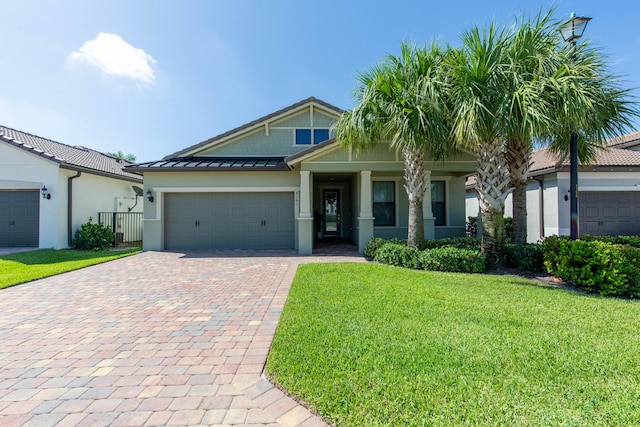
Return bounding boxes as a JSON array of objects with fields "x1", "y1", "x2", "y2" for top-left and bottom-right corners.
[
  {"x1": 580, "y1": 192, "x2": 640, "y2": 236},
  {"x1": 0, "y1": 191, "x2": 39, "y2": 247},
  {"x1": 164, "y1": 192, "x2": 295, "y2": 250}
]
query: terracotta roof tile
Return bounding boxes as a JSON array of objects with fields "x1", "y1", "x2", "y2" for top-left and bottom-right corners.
[{"x1": 0, "y1": 126, "x2": 142, "y2": 182}]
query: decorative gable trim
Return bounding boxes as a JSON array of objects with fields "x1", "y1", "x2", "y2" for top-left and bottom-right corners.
[{"x1": 164, "y1": 97, "x2": 343, "y2": 159}]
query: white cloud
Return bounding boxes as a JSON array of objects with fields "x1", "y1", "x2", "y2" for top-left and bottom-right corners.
[{"x1": 69, "y1": 33, "x2": 156, "y2": 84}]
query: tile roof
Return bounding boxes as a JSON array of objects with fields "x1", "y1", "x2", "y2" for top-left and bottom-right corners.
[
  {"x1": 129, "y1": 156, "x2": 290, "y2": 172},
  {"x1": 607, "y1": 130, "x2": 640, "y2": 150},
  {"x1": 529, "y1": 145, "x2": 640, "y2": 174},
  {"x1": 163, "y1": 96, "x2": 344, "y2": 159},
  {"x1": 0, "y1": 126, "x2": 142, "y2": 182}
]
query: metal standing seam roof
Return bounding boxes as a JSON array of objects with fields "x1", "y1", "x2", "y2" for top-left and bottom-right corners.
[
  {"x1": 128, "y1": 156, "x2": 290, "y2": 171},
  {"x1": 0, "y1": 126, "x2": 142, "y2": 182}
]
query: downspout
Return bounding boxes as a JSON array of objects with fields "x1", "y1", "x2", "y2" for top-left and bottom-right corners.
[
  {"x1": 532, "y1": 177, "x2": 544, "y2": 240},
  {"x1": 68, "y1": 171, "x2": 82, "y2": 246}
]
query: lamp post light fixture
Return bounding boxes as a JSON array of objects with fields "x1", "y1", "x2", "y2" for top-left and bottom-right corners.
[
  {"x1": 41, "y1": 185, "x2": 51, "y2": 200},
  {"x1": 559, "y1": 12, "x2": 591, "y2": 240}
]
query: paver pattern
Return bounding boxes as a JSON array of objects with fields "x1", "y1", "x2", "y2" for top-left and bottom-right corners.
[{"x1": 0, "y1": 249, "x2": 365, "y2": 426}]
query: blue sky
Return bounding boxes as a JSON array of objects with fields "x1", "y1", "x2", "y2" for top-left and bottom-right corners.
[{"x1": 1, "y1": 0, "x2": 639, "y2": 162}]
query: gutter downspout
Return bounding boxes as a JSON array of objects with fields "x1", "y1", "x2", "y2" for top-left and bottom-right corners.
[
  {"x1": 533, "y1": 177, "x2": 544, "y2": 240},
  {"x1": 68, "y1": 171, "x2": 82, "y2": 246}
]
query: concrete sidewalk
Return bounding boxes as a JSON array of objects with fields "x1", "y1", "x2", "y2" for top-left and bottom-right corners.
[{"x1": 0, "y1": 250, "x2": 365, "y2": 426}]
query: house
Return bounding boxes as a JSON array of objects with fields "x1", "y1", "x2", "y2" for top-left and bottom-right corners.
[
  {"x1": 466, "y1": 131, "x2": 640, "y2": 240},
  {"x1": 128, "y1": 97, "x2": 476, "y2": 254},
  {"x1": 0, "y1": 126, "x2": 143, "y2": 249}
]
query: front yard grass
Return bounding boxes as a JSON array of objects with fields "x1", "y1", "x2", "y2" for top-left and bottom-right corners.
[
  {"x1": 266, "y1": 263, "x2": 640, "y2": 427},
  {"x1": 0, "y1": 248, "x2": 140, "y2": 290}
]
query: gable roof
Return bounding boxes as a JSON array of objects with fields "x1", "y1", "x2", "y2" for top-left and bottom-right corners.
[
  {"x1": 528, "y1": 145, "x2": 640, "y2": 176},
  {"x1": 0, "y1": 126, "x2": 142, "y2": 182},
  {"x1": 608, "y1": 130, "x2": 640, "y2": 150},
  {"x1": 163, "y1": 96, "x2": 343, "y2": 159}
]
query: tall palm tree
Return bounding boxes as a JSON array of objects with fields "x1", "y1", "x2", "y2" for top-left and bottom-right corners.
[
  {"x1": 335, "y1": 42, "x2": 457, "y2": 249},
  {"x1": 107, "y1": 150, "x2": 137, "y2": 162},
  {"x1": 449, "y1": 22, "x2": 512, "y2": 267}
]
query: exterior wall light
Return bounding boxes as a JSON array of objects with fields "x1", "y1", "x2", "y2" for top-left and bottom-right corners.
[
  {"x1": 41, "y1": 185, "x2": 51, "y2": 200},
  {"x1": 146, "y1": 189, "x2": 154, "y2": 203}
]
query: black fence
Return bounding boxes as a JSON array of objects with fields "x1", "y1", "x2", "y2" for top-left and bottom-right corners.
[{"x1": 98, "y1": 212, "x2": 143, "y2": 248}]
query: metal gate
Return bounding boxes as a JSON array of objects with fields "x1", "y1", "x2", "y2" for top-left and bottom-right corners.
[{"x1": 98, "y1": 212, "x2": 143, "y2": 248}]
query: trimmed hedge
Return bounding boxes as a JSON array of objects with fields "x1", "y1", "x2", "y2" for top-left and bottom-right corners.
[
  {"x1": 543, "y1": 235, "x2": 640, "y2": 298},
  {"x1": 505, "y1": 243, "x2": 544, "y2": 272},
  {"x1": 371, "y1": 240, "x2": 485, "y2": 273},
  {"x1": 73, "y1": 217, "x2": 115, "y2": 251}
]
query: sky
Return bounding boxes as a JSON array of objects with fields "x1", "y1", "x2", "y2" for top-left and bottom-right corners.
[{"x1": 1, "y1": 0, "x2": 639, "y2": 162}]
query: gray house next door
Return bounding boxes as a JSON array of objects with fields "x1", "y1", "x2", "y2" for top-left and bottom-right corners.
[
  {"x1": 164, "y1": 192, "x2": 295, "y2": 250},
  {"x1": 0, "y1": 190, "x2": 39, "y2": 247}
]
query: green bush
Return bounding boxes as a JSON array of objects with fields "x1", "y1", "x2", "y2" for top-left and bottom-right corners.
[
  {"x1": 73, "y1": 217, "x2": 115, "y2": 251},
  {"x1": 423, "y1": 246, "x2": 486, "y2": 273},
  {"x1": 543, "y1": 236, "x2": 640, "y2": 297},
  {"x1": 506, "y1": 243, "x2": 544, "y2": 272},
  {"x1": 364, "y1": 237, "x2": 405, "y2": 258},
  {"x1": 373, "y1": 241, "x2": 485, "y2": 273},
  {"x1": 422, "y1": 237, "x2": 481, "y2": 250},
  {"x1": 581, "y1": 234, "x2": 640, "y2": 249}
]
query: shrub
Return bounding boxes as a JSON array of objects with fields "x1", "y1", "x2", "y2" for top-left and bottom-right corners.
[
  {"x1": 373, "y1": 241, "x2": 485, "y2": 273},
  {"x1": 506, "y1": 243, "x2": 544, "y2": 272},
  {"x1": 422, "y1": 237, "x2": 481, "y2": 250},
  {"x1": 364, "y1": 237, "x2": 406, "y2": 259},
  {"x1": 543, "y1": 236, "x2": 640, "y2": 297},
  {"x1": 581, "y1": 234, "x2": 640, "y2": 249},
  {"x1": 73, "y1": 217, "x2": 115, "y2": 251},
  {"x1": 423, "y1": 246, "x2": 486, "y2": 273},
  {"x1": 504, "y1": 216, "x2": 514, "y2": 243}
]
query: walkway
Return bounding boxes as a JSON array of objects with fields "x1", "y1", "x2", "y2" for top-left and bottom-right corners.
[{"x1": 0, "y1": 249, "x2": 365, "y2": 426}]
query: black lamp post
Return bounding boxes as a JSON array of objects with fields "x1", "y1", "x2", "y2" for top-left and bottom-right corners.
[{"x1": 559, "y1": 12, "x2": 591, "y2": 240}]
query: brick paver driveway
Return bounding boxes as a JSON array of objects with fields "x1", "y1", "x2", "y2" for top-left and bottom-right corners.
[{"x1": 0, "y1": 250, "x2": 364, "y2": 427}]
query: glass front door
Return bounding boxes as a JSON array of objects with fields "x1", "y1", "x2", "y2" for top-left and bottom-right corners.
[{"x1": 323, "y1": 189, "x2": 340, "y2": 236}]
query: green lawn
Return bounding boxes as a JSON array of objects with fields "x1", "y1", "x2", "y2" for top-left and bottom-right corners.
[
  {"x1": 267, "y1": 263, "x2": 640, "y2": 427},
  {"x1": 0, "y1": 248, "x2": 140, "y2": 290}
]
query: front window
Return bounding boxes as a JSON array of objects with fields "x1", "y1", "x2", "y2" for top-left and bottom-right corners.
[
  {"x1": 431, "y1": 181, "x2": 446, "y2": 226},
  {"x1": 296, "y1": 128, "x2": 329, "y2": 145},
  {"x1": 373, "y1": 181, "x2": 395, "y2": 226}
]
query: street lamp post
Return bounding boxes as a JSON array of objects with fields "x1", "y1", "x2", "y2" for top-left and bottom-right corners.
[{"x1": 559, "y1": 12, "x2": 591, "y2": 240}]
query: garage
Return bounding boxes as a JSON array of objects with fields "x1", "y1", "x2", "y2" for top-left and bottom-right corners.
[
  {"x1": 164, "y1": 192, "x2": 295, "y2": 250},
  {"x1": 0, "y1": 190, "x2": 39, "y2": 247},
  {"x1": 580, "y1": 192, "x2": 640, "y2": 237}
]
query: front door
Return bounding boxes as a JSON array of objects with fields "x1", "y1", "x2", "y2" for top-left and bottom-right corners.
[{"x1": 323, "y1": 189, "x2": 340, "y2": 237}]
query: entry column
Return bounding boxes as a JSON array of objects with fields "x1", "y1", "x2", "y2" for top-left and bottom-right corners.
[
  {"x1": 358, "y1": 170, "x2": 374, "y2": 254},
  {"x1": 423, "y1": 171, "x2": 435, "y2": 240},
  {"x1": 297, "y1": 170, "x2": 313, "y2": 255}
]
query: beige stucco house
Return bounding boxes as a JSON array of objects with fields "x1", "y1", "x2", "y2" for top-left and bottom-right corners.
[
  {"x1": 0, "y1": 126, "x2": 143, "y2": 249},
  {"x1": 130, "y1": 97, "x2": 476, "y2": 254}
]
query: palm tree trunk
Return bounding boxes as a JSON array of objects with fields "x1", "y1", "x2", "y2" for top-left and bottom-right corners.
[
  {"x1": 403, "y1": 148, "x2": 426, "y2": 249},
  {"x1": 506, "y1": 138, "x2": 531, "y2": 245},
  {"x1": 475, "y1": 139, "x2": 510, "y2": 268}
]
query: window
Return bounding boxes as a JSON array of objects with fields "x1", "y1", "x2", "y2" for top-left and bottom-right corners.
[
  {"x1": 296, "y1": 128, "x2": 330, "y2": 145},
  {"x1": 431, "y1": 181, "x2": 446, "y2": 226},
  {"x1": 373, "y1": 181, "x2": 395, "y2": 226}
]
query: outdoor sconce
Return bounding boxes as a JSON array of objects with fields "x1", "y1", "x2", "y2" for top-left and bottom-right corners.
[
  {"x1": 41, "y1": 185, "x2": 51, "y2": 200},
  {"x1": 146, "y1": 189, "x2": 154, "y2": 203}
]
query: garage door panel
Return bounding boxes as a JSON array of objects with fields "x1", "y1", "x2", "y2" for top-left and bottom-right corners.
[
  {"x1": 164, "y1": 192, "x2": 294, "y2": 250},
  {"x1": 580, "y1": 191, "x2": 640, "y2": 237},
  {"x1": 0, "y1": 191, "x2": 39, "y2": 247}
]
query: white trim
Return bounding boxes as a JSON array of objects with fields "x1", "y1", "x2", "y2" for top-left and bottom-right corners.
[
  {"x1": 154, "y1": 186, "x2": 300, "y2": 193},
  {"x1": 580, "y1": 185, "x2": 640, "y2": 192}
]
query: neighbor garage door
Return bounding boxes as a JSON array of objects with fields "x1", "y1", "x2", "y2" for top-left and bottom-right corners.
[
  {"x1": 164, "y1": 192, "x2": 295, "y2": 250},
  {"x1": 580, "y1": 192, "x2": 640, "y2": 236},
  {"x1": 0, "y1": 191, "x2": 39, "y2": 247}
]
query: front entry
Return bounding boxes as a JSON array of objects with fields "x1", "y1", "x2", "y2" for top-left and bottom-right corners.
[{"x1": 323, "y1": 189, "x2": 340, "y2": 237}]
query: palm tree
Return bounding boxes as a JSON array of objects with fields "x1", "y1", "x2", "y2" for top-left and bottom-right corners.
[
  {"x1": 107, "y1": 150, "x2": 137, "y2": 162},
  {"x1": 335, "y1": 42, "x2": 457, "y2": 249},
  {"x1": 449, "y1": 22, "x2": 512, "y2": 267}
]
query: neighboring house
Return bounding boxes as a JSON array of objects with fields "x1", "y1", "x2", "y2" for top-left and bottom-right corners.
[
  {"x1": 466, "y1": 131, "x2": 640, "y2": 241},
  {"x1": 128, "y1": 97, "x2": 476, "y2": 254},
  {"x1": 0, "y1": 126, "x2": 143, "y2": 249}
]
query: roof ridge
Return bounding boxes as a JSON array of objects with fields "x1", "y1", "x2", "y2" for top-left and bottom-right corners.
[{"x1": 0, "y1": 125, "x2": 88, "y2": 152}]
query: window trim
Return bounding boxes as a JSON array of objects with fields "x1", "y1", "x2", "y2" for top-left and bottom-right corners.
[{"x1": 294, "y1": 128, "x2": 330, "y2": 145}]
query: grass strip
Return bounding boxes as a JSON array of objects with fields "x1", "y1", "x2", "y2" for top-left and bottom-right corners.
[
  {"x1": 267, "y1": 262, "x2": 640, "y2": 426},
  {"x1": 0, "y1": 248, "x2": 140, "y2": 289}
]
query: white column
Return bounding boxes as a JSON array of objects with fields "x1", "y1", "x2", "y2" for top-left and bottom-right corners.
[
  {"x1": 358, "y1": 170, "x2": 374, "y2": 253},
  {"x1": 299, "y1": 170, "x2": 311, "y2": 218}
]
